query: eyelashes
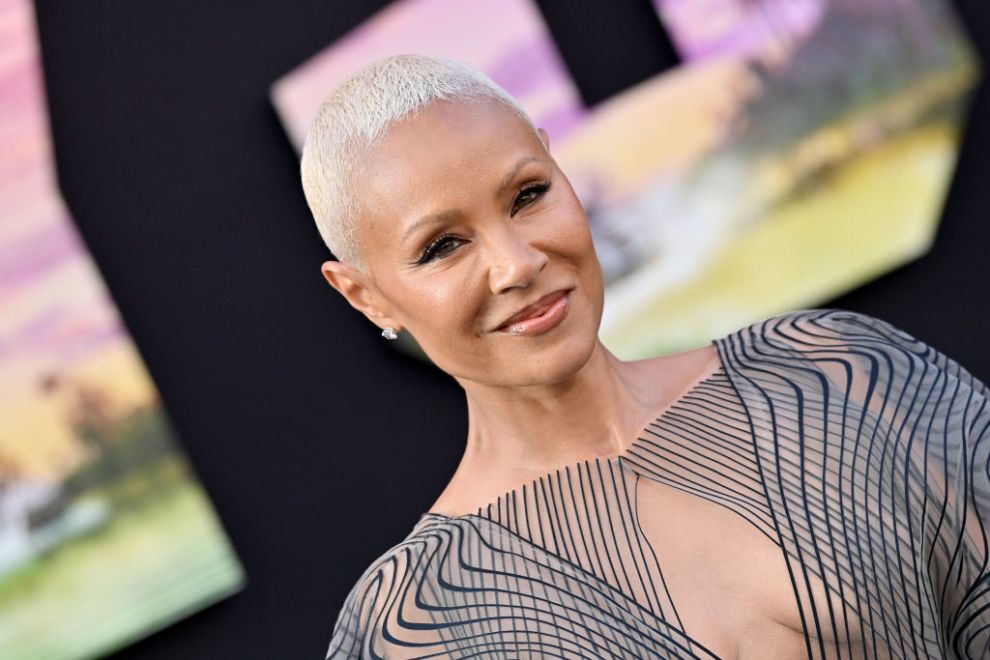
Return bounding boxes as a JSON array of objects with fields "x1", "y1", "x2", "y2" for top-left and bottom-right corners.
[
  {"x1": 511, "y1": 180, "x2": 551, "y2": 215},
  {"x1": 416, "y1": 231, "x2": 460, "y2": 265},
  {"x1": 414, "y1": 180, "x2": 552, "y2": 265}
]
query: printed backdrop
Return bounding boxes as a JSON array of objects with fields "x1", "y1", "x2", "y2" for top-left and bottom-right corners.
[{"x1": 0, "y1": 0, "x2": 245, "y2": 657}]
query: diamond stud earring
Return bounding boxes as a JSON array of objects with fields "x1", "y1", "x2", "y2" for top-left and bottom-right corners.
[{"x1": 381, "y1": 326, "x2": 399, "y2": 340}]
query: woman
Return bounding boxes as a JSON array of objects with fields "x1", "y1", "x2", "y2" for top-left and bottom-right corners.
[{"x1": 301, "y1": 54, "x2": 990, "y2": 659}]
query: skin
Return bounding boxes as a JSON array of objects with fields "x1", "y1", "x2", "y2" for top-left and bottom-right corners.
[
  {"x1": 317, "y1": 99, "x2": 863, "y2": 657},
  {"x1": 320, "y1": 97, "x2": 721, "y2": 516}
]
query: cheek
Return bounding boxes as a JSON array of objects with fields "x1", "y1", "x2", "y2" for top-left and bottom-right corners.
[
  {"x1": 553, "y1": 197, "x2": 603, "y2": 297},
  {"x1": 551, "y1": 198, "x2": 594, "y2": 253},
  {"x1": 404, "y1": 279, "x2": 478, "y2": 330}
]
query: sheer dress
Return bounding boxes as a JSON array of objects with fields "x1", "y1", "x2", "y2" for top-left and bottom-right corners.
[{"x1": 324, "y1": 308, "x2": 990, "y2": 659}]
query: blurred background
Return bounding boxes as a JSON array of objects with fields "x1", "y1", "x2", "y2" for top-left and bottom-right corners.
[{"x1": 2, "y1": 0, "x2": 989, "y2": 657}]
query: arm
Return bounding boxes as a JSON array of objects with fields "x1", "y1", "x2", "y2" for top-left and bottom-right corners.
[{"x1": 807, "y1": 308, "x2": 990, "y2": 657}]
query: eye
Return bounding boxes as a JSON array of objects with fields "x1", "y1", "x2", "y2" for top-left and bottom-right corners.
[
  {"x1": 416, "y1": 232, "x2": 463, "y2": 265},
  {"x1": 511, "y1": 180, "x2": 551, "y2": 216}
]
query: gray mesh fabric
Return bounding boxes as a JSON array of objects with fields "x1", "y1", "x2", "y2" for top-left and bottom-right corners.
[{"x1": 325, "y1": 308, "x2": 990, "y2": 659}]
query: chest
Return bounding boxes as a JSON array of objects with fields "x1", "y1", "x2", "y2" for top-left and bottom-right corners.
[
  {"x1": 633, "y1": 477, "x2": 877, "y2": 659},
  {"x1": 459, "y1": 458, "x2": 868, "y2": 657}
]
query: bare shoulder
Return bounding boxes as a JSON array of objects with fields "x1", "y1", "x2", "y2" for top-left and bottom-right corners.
[{"x1": 631, "y1": 338, "x2": 722, "y2": 390}]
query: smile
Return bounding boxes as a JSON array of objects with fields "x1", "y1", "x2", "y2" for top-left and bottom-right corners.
[{"x1": 497, "y1": 289, "x2": 571, "y2": 337}]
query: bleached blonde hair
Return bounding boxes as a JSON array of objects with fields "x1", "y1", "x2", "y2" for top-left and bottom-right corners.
[{"x1": 299, "y1": 53, "x2": 539, "y2": 272}]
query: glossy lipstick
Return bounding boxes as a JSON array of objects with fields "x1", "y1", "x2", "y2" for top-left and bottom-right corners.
[{"x1": 497, "y1": 289, "x2": 571, "y2": 336}]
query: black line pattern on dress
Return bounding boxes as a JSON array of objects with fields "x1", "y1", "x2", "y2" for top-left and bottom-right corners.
[{"x1": 325, "y1": 308, "x2": 990, "y2": 659}]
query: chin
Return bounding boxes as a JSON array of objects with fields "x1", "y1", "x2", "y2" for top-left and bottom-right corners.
[{"x1": 508, "y1": 323, "x2": 598, "y2": 386}]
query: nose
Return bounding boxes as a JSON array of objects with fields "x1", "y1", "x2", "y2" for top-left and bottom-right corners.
[{"x1": 487, "y1": 225, "x2": 548, "y2": 295}]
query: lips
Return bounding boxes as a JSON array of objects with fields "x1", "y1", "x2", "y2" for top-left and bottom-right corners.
[{"x1": 495, "y1": 289, "x2": 569, "y2": 330}]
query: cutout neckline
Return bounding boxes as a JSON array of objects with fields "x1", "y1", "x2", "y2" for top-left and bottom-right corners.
[{"x1": 422, "y1": 336, "x2": 728, "y2": 521}]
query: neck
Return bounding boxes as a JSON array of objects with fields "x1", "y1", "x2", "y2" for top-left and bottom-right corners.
[
  {"x1": 429, "y1": 338, "x2": 721, "y2": 516},
  {"x1": 455, "y1": 340, "x2": 652, "y2": 474}
]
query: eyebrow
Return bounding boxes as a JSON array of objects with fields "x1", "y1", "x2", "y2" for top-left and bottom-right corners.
[{"x1": 399, "y1": 155, "x2": 547, "y2": 247}]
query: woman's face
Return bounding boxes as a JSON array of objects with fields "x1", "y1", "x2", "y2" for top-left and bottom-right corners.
[{"x1": 323, "y1": 98, "x2": 604, "y2": 387}]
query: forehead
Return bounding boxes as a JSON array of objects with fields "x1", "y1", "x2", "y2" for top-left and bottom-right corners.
[{"x1": 355, "y1": 98, "x2": 545, "y2": 224}]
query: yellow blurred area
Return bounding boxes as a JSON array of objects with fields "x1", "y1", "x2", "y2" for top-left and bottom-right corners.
[
  {"x1": 601, "y1": 118, "x2": 959, "y2": 358},
  {"x1": 0, "y1": 339, "x2": 158, "y2": 480},
  {"x1": 555, "y1": 56, "x2": 761, "y2": 205}
]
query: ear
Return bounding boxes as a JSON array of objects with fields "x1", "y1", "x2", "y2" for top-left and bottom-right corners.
[
  {"x1": 537, "y1": 127, "x2": 550, "y2": 153},
  {"x1": 320, "y1": 260, "x2": 402, "y2": 332}
]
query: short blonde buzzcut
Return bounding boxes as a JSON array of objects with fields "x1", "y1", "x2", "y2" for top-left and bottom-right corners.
[{"x1": 299, "y1": 53, "x2": 540, "y2": 272}]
